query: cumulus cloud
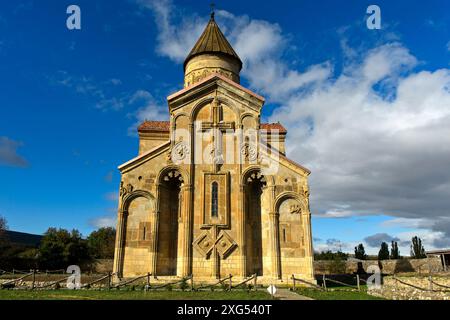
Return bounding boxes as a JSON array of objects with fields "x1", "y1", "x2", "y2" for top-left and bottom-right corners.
[
  {"x1": 127, "y1": 90, "x2": 168, "y2": 135},
  {"x1": 137, "y1": 0, "x2": 450, "y2": 250},
  {"x1": 270, "y1": 43, "x2": 450, "y2": 249},
  {"x1": 137, "y1": 0, "x2": 205, "y2": 62},
  {"x1": 137, "y1": 0, "x2": 331, "y2": 102},
  {"x1": 89, "y1": 215, "x2": 116, "y2": 229},
  {"x1": 0, "y1": 137, "x2": 28, "y2": 167},
  {"x1": 314, "y1": 238, "x2": 355, "y2": 253},
  {"x1": 364, "y1": 233, "x2": 400, "y2": 248}
]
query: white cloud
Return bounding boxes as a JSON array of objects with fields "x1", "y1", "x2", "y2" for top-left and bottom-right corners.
[
  {"x1": 137, "y1": 1, "x2": 450, "y2": 249},
  {"x1": 104, "y1": 191, "x2": 118, "y2": 202},
  {"x1": 137, "y1": 0, "x2": 206, "y2": 62},
  {"x1": 89, "y1": 215, "x2": 116, "y2": 229},
  {"x1": 0, "y1": 137, "x2": 28, "y2": 167},
  {"x1": 127, "y1": 90, "x2": 168, "y2": 135},
  {"x1": 137, "y1": 1, "x2": 331, "y2": 102},
  {"x1": 270, "y1": 43, "x2": 450, "y2": 248}
]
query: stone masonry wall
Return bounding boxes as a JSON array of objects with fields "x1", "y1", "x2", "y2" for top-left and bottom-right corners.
[
  {"x1": 369, "y1": 275, "x2": 450, "y2": 300},
  {"x1": 314, "y1": 257, "x2": 443, "y2": 275}
]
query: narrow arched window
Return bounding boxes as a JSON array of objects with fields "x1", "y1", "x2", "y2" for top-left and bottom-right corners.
[{"x1": 211, "y1": 182, "x2": 219, "y2": 217}]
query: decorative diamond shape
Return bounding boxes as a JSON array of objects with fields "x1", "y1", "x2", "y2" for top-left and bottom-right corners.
[
  {"x1": 215, "y1": 231, "x2": 237, "y2": 259},
  {"x1": 193, "y1": 231, "x2": 214, "y2": 257}
]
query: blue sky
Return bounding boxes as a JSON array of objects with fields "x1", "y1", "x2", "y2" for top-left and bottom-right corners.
[{"x1": 1, "y1": 0, "x2": 449, "y2": 255}]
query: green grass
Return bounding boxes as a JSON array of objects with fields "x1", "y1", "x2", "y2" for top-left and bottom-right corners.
[
  {"x1": 295, "y1": 287, "x2": 384, "y2": 300},
  {"x1": 0, "y1": 289, "x2": 272, "y2": 300}
]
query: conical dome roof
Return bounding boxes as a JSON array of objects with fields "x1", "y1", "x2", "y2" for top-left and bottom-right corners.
[{"x1": 184, "y1": 13, "x2": 242, "y2": 71}]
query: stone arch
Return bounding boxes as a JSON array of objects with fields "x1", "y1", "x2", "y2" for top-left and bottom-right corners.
[
  {"x1": 156, "y1": 165, "x2": 189, "y2": 187},
  {"x1": 120, "y1": 191, "x2": 156, "y2": 277},
  {"x1": 155, "y1": 167, "x2": 186, "y2": 276},
  {"x1": 122, "y1": 190, "x2": 156, "y2": 212},
  {"x1": 242, "y1": 168, "x2": 266, "y2": 276},
  {"x1": 190, "y1": 95, "x2": 239, "y2": 123},
  {"x1": 274, "y1": 192, "x2": 306, "y2": 278}
]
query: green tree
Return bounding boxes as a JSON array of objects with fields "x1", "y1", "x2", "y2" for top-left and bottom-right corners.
[
  {"x1": 378, "y1": 242, "x2": 390, "y2": 260},
  {"x1": 0, "y1": 215, "x2": 8, "y2": 246},
  {"x1": 39, "y1": 228, "x2": 91, "y2": 269},
  {"x1": 87, "y1": 227, "x2": 116, "y2": 259},
  {"x1": 390, "y1": 241, "x2": 400, "y2": 259},
  {"x1": 410, "y1": 236, "x2": 426, "y2": 259},
  {"x1": 354, "y1": 243, "x2": 367, "y2": 260},
  {"x1": 314, "y1": 250, "x2": 349, "y2": 261}
]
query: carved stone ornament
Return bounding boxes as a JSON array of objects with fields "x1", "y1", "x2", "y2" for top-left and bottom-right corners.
[
  {"x1": 172, "y1": 141, "x2": 190, "y2": 162},
  {"x1": 193, "y1": 230, "x2": 237, "y2": 259},
  {"x1": 119, "y1": 182, "x2": 134, "y2": 198},
  {"x1": 290, "y1": 204, "x2": 302, "y2": 214},
  {"x1": 241, "y1": 143, "x2": 257, "y2": 161}
]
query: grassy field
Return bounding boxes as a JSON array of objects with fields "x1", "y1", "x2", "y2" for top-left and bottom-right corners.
[
  {"x1": 295, "y1": 287, "x2": 384, "y2": 300},
  {"x1": 0, "y1": 289, "x2": 272, "y2": 300}
]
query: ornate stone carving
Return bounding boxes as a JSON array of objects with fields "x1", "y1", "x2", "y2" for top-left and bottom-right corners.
[
  {"x1": 193, "y1": 231, "x2": 215, "y2": 257},
  {"x1": 215, "y1": 231, "x2": 237, "y2": 258},
  {"x1": 166, "y1": 146, "x2": 173, "y2": 163},
  {"x1": 193, "y1": 230, "x2": 237, "y2": 259},
  {"x1": 241, "y1": 143, "x2": 257, "y2": 161},
  {"x1": 119, "y1": 182, "x2": 134, "y2": 198},
  {"x1": 172, "y1": 141, "x2": 190, "y2": 162},
  {"x1": 290, "y1": 204, "x2": 302, "y2": 214},
  {"x1": 162, "y1": 169, "x2": 184, "y2": 186},
  {"x1": 302, "y1": 181, "x2": 310, "y2": 197}
]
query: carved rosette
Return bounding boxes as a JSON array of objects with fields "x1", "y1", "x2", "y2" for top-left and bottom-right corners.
[
  {"x1": 172, "y1": 141, "x2": 190, "y2": 163},
  {"x1": 241, "y1": 143, "x2": 257, "y2": 162}
]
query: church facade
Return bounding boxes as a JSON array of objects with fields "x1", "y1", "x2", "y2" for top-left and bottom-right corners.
[{"x1": 113, "y1": 13, "x2": 314, "y2": 282}]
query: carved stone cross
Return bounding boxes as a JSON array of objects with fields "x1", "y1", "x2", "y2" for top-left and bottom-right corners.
[
  {"x1": 201, "y1": 93, "x2": 235, "y2": 172},
  {"x1": 193, "y1": 226, "x2": 237, "y2": 279}
]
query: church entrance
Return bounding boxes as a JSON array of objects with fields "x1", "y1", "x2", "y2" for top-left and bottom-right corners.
[
  {"x1": 156, "y1": 169, "x2": 182, "y2": 275},
  {"x1": 244, "y1": 171, "x2": 266, "y2": 276}
]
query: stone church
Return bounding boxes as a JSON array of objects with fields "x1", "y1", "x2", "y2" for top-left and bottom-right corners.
[{"x1": 113, "y1": 12, "x2": 314, "y2": 283}]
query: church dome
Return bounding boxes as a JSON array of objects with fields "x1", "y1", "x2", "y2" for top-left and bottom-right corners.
[{"x1": 184, "y1": 12, "x2": 243, "y2": 87}]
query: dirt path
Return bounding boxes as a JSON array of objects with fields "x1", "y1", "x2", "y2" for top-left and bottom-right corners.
[{"x1": 274, "y1": 288, "x2": 313, "y2": 300}]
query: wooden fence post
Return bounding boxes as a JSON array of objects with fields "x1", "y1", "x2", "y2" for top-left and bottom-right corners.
[
  {"x1": 31, "y1": 270, "x2": 36, "y2": 290},
  {"x1": 190, "y1": 275, "x2": 194, "y2": 291},
  {"x1": 292, "y1": 275, "x2": 296, "y2": 291},
  {"x1": 356, "y1": 274, "x2": 361, "y2": 291},
  {"x1": 428, "y1": 276, "x2": 433, "y2": 291},
  {"x1": 146, "y1": 273, "x2": 150, "y2": 291},
  {"x1": 322, "y1": 274, "x2": 327, "y2": 291},
  {"x1": 229, "y1": 274, "x2": 232, "y2": 291},
  {"x1": 253, "y1": 274, "x2": 257, "y2": 291},
  {"x1": 107, "y1": 272, "x2": 111, "y2": 290}
]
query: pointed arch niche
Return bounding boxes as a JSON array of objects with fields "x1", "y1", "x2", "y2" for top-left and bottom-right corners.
[
  {"x1": 243, "y1": 170, "x2": 266, "y2": 276},
  {"x1": 120, "y1": 191, "x2": 156, "y2": 277},
  {"x1": 156, "y1": 169, "x2": 184, "y2": 276}
]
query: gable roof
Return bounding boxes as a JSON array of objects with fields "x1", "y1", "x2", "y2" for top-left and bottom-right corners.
[
  {"x1": 184, "y1": 13, "x2": 242, "y2": 71},
  {"x1": 167, "y1": 73, "x2": 265, "y2": 103},
  {"x1": 138, "y1": 120, "x2": 287, "y2": 134},
  {"x1": 118, "y1": 140, "x2": 171, "y2": 173}
]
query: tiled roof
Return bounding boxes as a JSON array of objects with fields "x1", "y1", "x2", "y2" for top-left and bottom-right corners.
[
  {"x1": 260, "y1": 122, "x2": 287, "y2": 134},
  {"x1": 138, "y1": 121, "x2": 287, "y2": 134},
  {"x1": 184, "y1": 13, "x2": 242, "y2": 71},
  {"x1": 138, "y1": 121, "x2": 170, "y2": 132}
]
